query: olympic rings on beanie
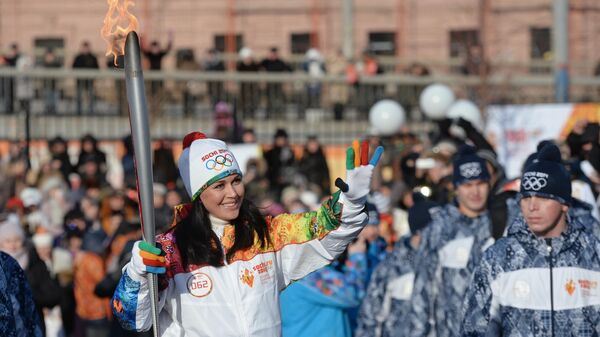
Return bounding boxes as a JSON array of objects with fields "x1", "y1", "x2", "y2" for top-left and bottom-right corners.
[
  {"x1": 205, "y1": 154, "x2": 234, "y2": 171},
  {"x1": 178, "y1": 132, "x2": 242, "y2": 200}
]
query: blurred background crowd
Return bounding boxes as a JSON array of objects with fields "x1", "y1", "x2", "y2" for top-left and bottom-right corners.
[
  {"x1": 1, "y1": 0, "x2": 600, "y2": 336},
  {"x1": 1, "y1": 113, "x2": 598, "y2": 336}
]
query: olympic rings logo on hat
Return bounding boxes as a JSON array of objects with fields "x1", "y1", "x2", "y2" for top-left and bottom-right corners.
[
  {"x1": 521, "y1": 176, "x2": 547, "y2": 191},
  {"x1": 205, "y1": 154, "x2": 234, "y2": 171},
  {"x1": 460, "y1": 162, "x2": 482, "y2": 178}
]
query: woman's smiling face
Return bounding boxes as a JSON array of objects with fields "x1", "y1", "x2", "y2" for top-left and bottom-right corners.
[{"x1": 199, "y1": 174, "x2": 245, "y2": 221}]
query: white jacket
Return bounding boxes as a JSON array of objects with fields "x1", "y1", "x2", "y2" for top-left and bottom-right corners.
[{"x1": 112, "y1": 192, "x2": 367, "y2": 337}]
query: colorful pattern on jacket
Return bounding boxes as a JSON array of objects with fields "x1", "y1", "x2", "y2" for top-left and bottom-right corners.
[
  {"x1": 302, "y1": 252, "x2": 368, "y2": 303},
  {"x1": 0, "y1": 252, "x2": 43, "y2": 337},
  {"x1": 366, "y1": 237, "x2": 388, "y2": 281},
  {"x1": 460, "y1": 215, "x2": 600, "y2": 336},
  {"x1": 409, "y1": 203, "x2": 493, "y2": 337},
  {"x1": 280, "y1": 252, "x2": 368, "y2": 337},
  {"x1": 356, "y1": 236, "x2": 417, "y2": 337}
]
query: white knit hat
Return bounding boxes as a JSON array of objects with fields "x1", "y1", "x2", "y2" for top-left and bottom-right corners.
[
  {"x1": 178, "y1": 132, "x2": 242, "y2": 201},
  {"x1": 20, "y1": 187, "x2": 42, "y2": 208},
  {"x1": 0, "y1": 215, "x2": 24, "y2": 240},
  {"x1": 32, "y1": 232, "x2": 54, "y2": 248},
  {"x1": 52, "y1": 248, "x2": 73, "y2": 274}
]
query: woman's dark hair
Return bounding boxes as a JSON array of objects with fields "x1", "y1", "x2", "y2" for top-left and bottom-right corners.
[{"x1": 174, "y1": 198, "x2": 270, "y2": 268}]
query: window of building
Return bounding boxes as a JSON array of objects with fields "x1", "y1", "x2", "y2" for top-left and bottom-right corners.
[
  {"x1": 290, "y1": 33, "x2": 311, "y2": 55},
  {"x1": 368, "y1": 32, "x2": 396, "y2": 55},
  {"x1": 175, "y1": 49, "x2": 197, "y2": 69},
  {"x1": 449, "y1": 30, "x2": 480, "y2": 73},
  {"x1": 449, "y1": 30, "x2": 480, "y2": 58},
  {"x1": 213, "y1": 34, "x2": 244, "y2": 53},
  {"x1": 530, "y1": 27, "x2": 551, "y2": 73},
  {"x1": 530, "y1": 27, "x2": 551, "y2": 59}
]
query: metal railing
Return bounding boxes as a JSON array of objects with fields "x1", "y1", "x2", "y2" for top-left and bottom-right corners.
[{"x1": 0, "y1": 67, "x2": 598, "y2": 143}]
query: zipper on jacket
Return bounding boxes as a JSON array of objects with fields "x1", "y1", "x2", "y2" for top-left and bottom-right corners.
[
  {"x1": 545, "y1": 239, "x2": 554, "y2": 337},
  {"x1": 221, "y1": 238, "x2": 250, "y2": 337}
]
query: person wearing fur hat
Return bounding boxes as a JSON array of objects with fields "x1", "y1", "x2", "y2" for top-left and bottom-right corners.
[
  {"x1": 356, "y1": 193, "x2": 441, "y2": 337},
  {"x1": 461, "y1": 143, "x2": 600, "y2": 335},
  {"x1": 408, "y1": 145, "x2": 495, "y2": 337},
  {"x1": 112, "y1": 132, "x2": 384, "y2": 337}
]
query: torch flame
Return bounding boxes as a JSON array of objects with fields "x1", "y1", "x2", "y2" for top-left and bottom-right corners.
[{"x1": 101, "y1": 0, "x2": 139, "y2": 66}]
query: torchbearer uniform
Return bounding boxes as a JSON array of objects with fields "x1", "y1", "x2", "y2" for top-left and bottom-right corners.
[
  {"x1": 112, "y1": 133, "x2": 383, "y2": 337},
  {"x1": 409, "y1": 146, "x2": 494, "y2": 337},
  {"x1": 460, "y1": 144, "x2": 600, "y2": 336},
  {"x1": 356, "y1": 193, "x2": 441, "y2": 337}
]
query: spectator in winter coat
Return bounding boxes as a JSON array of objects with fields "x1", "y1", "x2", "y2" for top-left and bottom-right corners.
[
  {"x1": 298, "y1": 135, "x2": 331, "y2": 195},
  {"x1": 48, "y1": 136, "x2": 74, "y2": 184},
  {"x1": 72, "y1": 41, "x2": 99, "y2": 114},
  {"x1": 264, "y1": 128, "x2": 296, "y2": 199},
  {"x1": 74, "y1": 230, "x2": 111, "y2": 337},
  {"x1": 153, "y1": 140, "x2": 179, "y2": 189},
  {"x1": 260, "y1": 47, "x2": 291, "y2": 118},
  {"x1": 76, "y1": 134, "x2": 107, "y2": 176},
  {"x1": 236, "y1": 47, "x2": 260, "y2": 118}
]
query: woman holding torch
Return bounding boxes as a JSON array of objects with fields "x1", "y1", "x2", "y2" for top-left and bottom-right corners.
[{"x1": 112, "y1": 132, "x2": 383, "y2": 337}]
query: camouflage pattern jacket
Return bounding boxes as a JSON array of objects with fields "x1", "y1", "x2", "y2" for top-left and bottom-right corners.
[
  {"x1": 409, "y1": 203, "x2": 493, "y2": 337},
  {"x1": 356, "y1": 236, "x2": 417, "y2": 337},
  {"x1": 461, "y1": 215, "x2": 600, "y2": 336}
]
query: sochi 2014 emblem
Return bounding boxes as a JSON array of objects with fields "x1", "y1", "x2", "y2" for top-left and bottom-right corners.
[
  {"x1": 205, "y1": 154, "x2": 234, "y2": 171},
  {"x1": 459, "y1": 162, "x2": 482, "y2": 178},
  {"x1": 187, "y1": 272, "x2": 213, "y2": 298},
  {"x1": 521, "y1": 172, "x2": 548, "y2": 191}
]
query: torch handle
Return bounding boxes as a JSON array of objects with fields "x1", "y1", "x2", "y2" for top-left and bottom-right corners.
[{"x1": 125, "y1": 31, "x2": 160, "y2": 337}]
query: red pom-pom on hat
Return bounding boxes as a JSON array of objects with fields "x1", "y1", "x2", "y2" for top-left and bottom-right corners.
[{"x1": 182, "y1": 132, "x2": 207, "y2": 149}]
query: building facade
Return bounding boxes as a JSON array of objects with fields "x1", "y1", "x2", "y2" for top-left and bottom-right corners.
[{"x1": 0, "y1": 0, "x2": 598, "y2": 74}]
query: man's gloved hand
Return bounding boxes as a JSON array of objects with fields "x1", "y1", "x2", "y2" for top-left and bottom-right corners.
[
  {"x1": 456, "y1": 117, "x2": 474, "y2": 131},
  {"x1": 335, "y1": 139, "x2": 384, "y2": 203},
  {"x1": 129, "y1": 241, "x2": 167, "y2": 276}
]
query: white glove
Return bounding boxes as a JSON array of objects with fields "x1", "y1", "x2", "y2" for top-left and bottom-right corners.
[
  {"x1": 128, "y1": 240, "x2": 167, "y2": 277},
  {"x1": 335, "y1": 140, "x2": 384, "y2": 222}
]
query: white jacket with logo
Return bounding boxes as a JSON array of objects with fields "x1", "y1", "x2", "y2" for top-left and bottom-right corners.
[{"x1": 112, "y1": 192, "x2": 367, "y2": 337}]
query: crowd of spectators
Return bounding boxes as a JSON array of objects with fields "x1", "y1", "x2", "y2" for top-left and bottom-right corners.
[{"x1": 1, "y1": 112, "x2": 598, "y2": 336}]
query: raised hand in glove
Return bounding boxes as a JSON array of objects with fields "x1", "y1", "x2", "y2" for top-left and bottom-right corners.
[
  {"x1": 456, "y1": 117, "x2": 474, "y2": 131},
  {"x1": 335, "y1": 139, "x2": 384, "y2": 203},
  {"x1": 129, "y1": 241, "x2": 167, "y2": 276}
]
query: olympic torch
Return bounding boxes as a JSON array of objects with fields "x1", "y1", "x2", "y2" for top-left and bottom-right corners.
[{"x1": 124, "y1": 31, "x2": 160, "y2": 337}]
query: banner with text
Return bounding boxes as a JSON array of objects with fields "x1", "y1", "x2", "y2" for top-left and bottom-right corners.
[{"x1": 486, "y1": 103, "x2": 600, "y2": 179}]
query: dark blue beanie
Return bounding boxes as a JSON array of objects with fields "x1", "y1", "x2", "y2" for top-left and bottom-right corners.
[
  {"x1": 365, "y1": 202, "x2": 380, "y2": 227},
  {"x1": 520, "y1": 143, "x2": 571, "y2": 205},
  {"x1": 408, "y1": 192, "x2": 440, "y2": 234},
  {"x1": 453, "y1": 145, "x2": 490, "y2": 186},
  {"x1": 521, "y1": 139, "x2": 555, "y2": 175}
]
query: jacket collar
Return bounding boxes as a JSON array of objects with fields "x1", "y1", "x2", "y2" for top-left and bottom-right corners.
[
  {"x1": 508, "y1": 213, "x2": 584, "y2": 256},
  {"x1": 446, "y1": 203, "x2": 489, "y2": 226}
]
